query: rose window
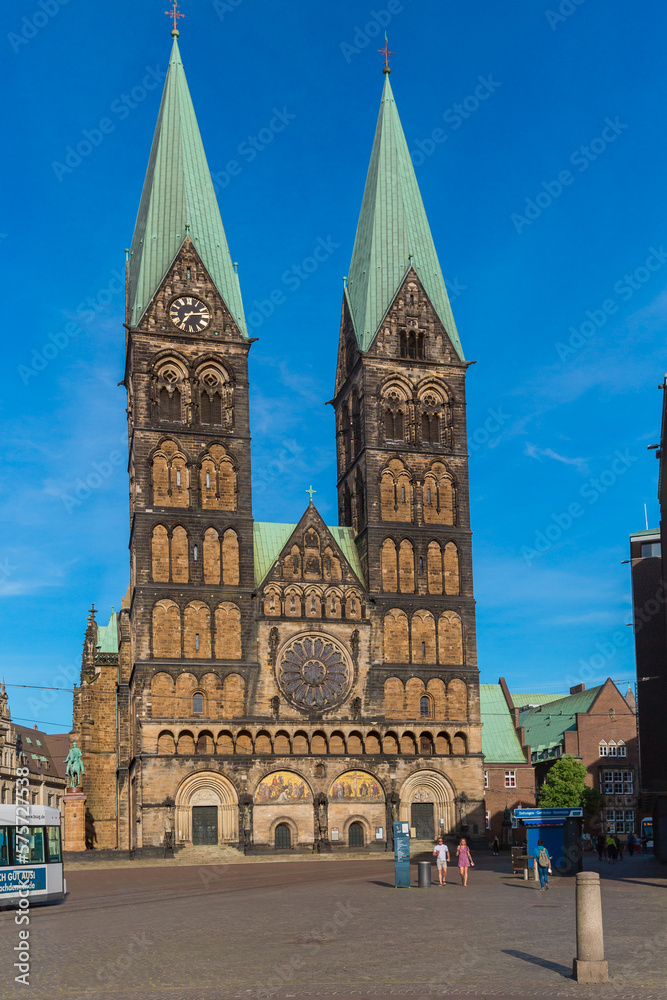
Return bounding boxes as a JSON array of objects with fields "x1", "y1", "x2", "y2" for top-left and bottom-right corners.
[{"x1": 278, "y1": 636, "x2": 350, "y2": 710}]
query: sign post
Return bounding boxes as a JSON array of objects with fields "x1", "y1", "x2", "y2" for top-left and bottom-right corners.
[{"x1": 393, "y1": 821, "x2": 410, "y2": 887}]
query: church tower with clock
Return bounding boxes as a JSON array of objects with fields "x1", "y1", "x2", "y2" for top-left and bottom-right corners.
[{"x1": 71, "y1": 28, "x2": 485, "y2": 854}]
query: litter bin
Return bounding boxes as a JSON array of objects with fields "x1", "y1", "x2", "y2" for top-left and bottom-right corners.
[{"x1": 418, "y1": 860, "x2": 432, "y2": 887}]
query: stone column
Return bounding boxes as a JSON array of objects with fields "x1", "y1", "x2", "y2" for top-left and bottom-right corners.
[
  {"x1": 63, "y1": 788, "x2": 86, "y2": 852},
  {"x1": 572, "y1": 872, "x2": 609, "y2": 983}
]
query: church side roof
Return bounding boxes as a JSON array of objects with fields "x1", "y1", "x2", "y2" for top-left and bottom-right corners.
[
  {"x1": 96, "y1": 611, "x2": 118, "y2": 655},
  {"x1": 253, "y1": 521, "x2": 364, "y2": 587},
  {"x1": 346, "y1": 74, "x2": 463, "y2": 358},
  {"x1": 127, "y1": 36, "x2": 247, "y2": 334},
  {"x1": 479, "y1": 685, "x2": 526, "y2": 764},
  {"x1": 519, "y1": 686, "x2": 602, "y2": 754}
]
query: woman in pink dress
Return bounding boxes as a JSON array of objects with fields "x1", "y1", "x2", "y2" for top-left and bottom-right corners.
[{"x1": 456, "y1": 838, "x2": 474, "y2": 886}]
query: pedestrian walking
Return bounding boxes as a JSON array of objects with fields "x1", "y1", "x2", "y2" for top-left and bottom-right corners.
[
  {"x1": 456, "y1": 838, "x2": 474, "y2": 886},
  {"x1": 636, "y1": 835, "x2": 642, "y2": 855},
  {"x1": 533, "y1": 839, "x2": 552, "y2": 890},
  {"x1": 596, "y1": 834, "x2": 605, "y2": 861},
  {"x1": 492, "y1": 836, "x2": 499, "y2": 856},
  {"x1": 640, "y1": 835, "x2": 648, "y2": 855},
  {"x1": 627, "y1": 832, "x2": 635, "y2": 857},
  {"x1": 432, "y1": 837, "x2": 450, "y2": 886},
  {"x1": 605, "y1": 834, "x2": 617, "y2": 863},
  {"x1": 616, "y1": 835, "x2": 624, "y2": 861}
]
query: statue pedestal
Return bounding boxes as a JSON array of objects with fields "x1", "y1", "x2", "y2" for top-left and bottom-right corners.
[{"x1": 63, "y1": 788, "x2": 86, "y2": 852}]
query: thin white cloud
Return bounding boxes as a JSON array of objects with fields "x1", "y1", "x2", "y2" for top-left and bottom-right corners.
[{"x1": 524, "y1": 442, "x2": 588, "y2": 471}]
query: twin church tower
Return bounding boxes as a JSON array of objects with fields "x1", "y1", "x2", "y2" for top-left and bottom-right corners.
[{"x1": 72, "y1": 29, "x2": 484, "y2": 852}]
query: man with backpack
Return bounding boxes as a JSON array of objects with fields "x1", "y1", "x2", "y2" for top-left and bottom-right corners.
[{"x1": 533, "y1": 838, "x2": 552, "y2": 890}]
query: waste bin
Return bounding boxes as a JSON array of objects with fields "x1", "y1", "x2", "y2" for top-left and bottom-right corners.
[{"x1": 418, "y1": 860, "x2": 432, "y2": 887}]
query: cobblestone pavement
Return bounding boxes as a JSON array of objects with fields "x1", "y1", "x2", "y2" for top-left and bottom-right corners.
[{"x1": 0, "y1": 852, "x2": 665, "y2": 1000}]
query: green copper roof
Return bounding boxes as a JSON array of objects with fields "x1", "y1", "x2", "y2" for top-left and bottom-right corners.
[
  {"x1": 479, "y1": 685, "x2": 527, "y2": 764},
  {"x1": 127, "y1": 37, "x2": 247, "y2": 334},
  {"x1": 346, "y1": 75, "x2": 463, "y2": 358},
  {"x1": 511, "y1": 692, "x2": 568, "y2": 709},
  {"x1": 519, "y1": 687, "x2": 602, "y2": 753},
  {"x1": 96, "y1": 611, "x2": 118, "y2": 655},
  {"x1": 253, "y1": 522, "x2": 364, "y2": 587}
]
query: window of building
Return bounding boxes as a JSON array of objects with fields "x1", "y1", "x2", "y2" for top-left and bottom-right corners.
[
  {"x1": 195, "y1": 634, "x2": 200, "y2": 652},
  {"x1": 599, "y1": 740, "x2": 626, "y2": 757},
  {"x1": 193, "y1": 545, "x2": 198, "y2": 562},
  {"x1": 484, "y1": 770, "x2": 489, "y2": 789},
  {"x1": 485, "y1": 811, "x2": 490, "y2": 830},
  {"x1": 505, "y1": 771, "x2": 516, "y2": 788},
  {"x1": 601, "y1": 770, "x2": 633, "y2": 795},
  {"x1": 604, "y1": 809, "x2": 635, "y2": 834},
  {"x1": 641, "y1": 541, "x2": 661, "y2": 558},
  {"x1": 192, "y1": 693, "x2": 204, "y2": 714},
  {"x1": 420, "y1": 696, "x2": 430, "y2": 718}
]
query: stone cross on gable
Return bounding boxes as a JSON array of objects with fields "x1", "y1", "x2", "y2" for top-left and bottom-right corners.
[{"x1": 306, "y1": 486, "x2": 316, "y2": 503}]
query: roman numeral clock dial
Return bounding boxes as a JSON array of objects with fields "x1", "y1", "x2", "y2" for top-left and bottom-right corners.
[{"x1": 169, "y1": 296, "x2": 211, "y2": 333}]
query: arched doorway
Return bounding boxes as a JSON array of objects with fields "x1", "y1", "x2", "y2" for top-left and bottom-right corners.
[
  {"x1": 349, "y1": 821, "x2": 364, "y2": 847},
  {"x1": 275, "y1": 823, "x2": 291, "y2": 849},
  {"x1": 175, "y1": 770, "x2": 238, "y2": 845},
  {"x1": 399, "y1": 769, "x2": 456, "y2": 840}
]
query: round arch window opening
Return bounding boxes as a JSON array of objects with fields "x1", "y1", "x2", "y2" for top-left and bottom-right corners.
[{"x1": 278, "y1": 635, "x2": 351, "y2": 710}]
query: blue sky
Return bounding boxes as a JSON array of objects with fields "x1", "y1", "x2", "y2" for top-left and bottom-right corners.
[{"x1": 2, "y1": 0, "x2": 666, "y2": 732}]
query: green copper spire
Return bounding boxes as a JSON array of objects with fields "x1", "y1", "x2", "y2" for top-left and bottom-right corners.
[
  {"x1": 127, "y1": 36, "x2": 247, "y2": 335},
  {"x1": 346, "y1": 75, "x2": 463, "y2": 359}
]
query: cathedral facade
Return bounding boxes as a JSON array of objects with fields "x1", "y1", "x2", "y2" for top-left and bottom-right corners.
[{"x1": 71, "y1": 32, "x2": 485, "y2": 853}]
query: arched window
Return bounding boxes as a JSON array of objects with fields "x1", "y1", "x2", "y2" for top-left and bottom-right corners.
[
  {"x1": 384, "y1": 389, "x2": 406, "y2": 443},
  {"x1": 420, "y1": 696, "x2": 431, "y2": 718},
  {"x1": 199, "y1": 370, "x2": 225, "y2": 426},
  {"x1": 192, "y1": 693, "x2": 204, "y2": 714},
  {"x1": 157, "y1": 365, "x2": 183, "y2": 423},
  {"x1": 354, "y1": 470, "x2": 366, "y2": 532},
  {"x1": 351, "y1": 390, "x2": 362, "y2": 456}
]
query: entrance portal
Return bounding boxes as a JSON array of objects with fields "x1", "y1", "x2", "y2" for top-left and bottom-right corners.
[
  {"x1": 348, "y1": 821, "x2": 364, "y2": 847},
  {"x1": 275, "y1": 823, "x2": 292, "y2": 849},
  {"x1": 192, "y1": 806, "x2": 218, "y2": 845},
  {"x1": 411, "y1": 802, "x2": 434, "y2": 840}
]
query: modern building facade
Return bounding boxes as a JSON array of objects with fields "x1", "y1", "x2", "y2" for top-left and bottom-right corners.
[{"x1": 71, "y1": 32, "x2": 485, "y2": 853}]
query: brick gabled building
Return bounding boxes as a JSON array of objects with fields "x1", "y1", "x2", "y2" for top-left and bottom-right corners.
[
  {"x1": 484, "y1": 678, "x2": 639, "y2": 838},
  {"x1": 71, "y1": 31, "x2": 485, "y2": 853},
  {"x1": 0, "y1": 682, "x2": 68, "y2": 809}
]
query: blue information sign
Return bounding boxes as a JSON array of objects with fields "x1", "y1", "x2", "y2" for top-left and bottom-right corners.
[
  {"x1": 515, "y1": 808, "x2": 583, "y2": 820},
  {"x1": 0, "y1": 867, "x2": 46, "y2": 894},
  {"x1": 393, "y1": 821, "x2": 410, "y2": 887}
]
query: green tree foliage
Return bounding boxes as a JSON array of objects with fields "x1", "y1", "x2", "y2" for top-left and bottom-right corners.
[{"x1": 538, "y1": 755, "x2": 602, "y2": 814}]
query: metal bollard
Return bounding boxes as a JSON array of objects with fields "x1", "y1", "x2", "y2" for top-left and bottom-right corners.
[
  {"x1": 417, "y1": 860, "x2": 432, "y2": 887},
  {"x1": 572, "y1": 872, "x2": 609, "y2": 983}
]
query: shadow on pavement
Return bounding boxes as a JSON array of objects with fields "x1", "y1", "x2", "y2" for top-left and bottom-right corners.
[{"x1": 502, "y1": 949, "x2": 572, "y2": 978}]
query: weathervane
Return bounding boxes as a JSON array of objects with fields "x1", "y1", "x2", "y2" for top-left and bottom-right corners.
[
  {"x1": 165, "y1": 1, "x2": 184, "y2": 34},
  {"x1": 378, "y1": 32, "x2": 394, "y2": 74},
  {"x1": 306, "y1": 486, "x2": 316, "y2": 503}
]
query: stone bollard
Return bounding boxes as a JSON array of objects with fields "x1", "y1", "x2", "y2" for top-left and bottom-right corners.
[{"x1": 572, "y1": 872, "x2": 608, "y2": 983}]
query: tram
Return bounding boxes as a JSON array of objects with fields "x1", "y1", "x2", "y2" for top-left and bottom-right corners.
[{"x1": 0, "y1": 805, "x2": 66, "y2": 907}]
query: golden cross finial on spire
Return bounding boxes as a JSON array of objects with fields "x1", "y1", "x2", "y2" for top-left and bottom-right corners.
[
  {"x1": 378, "y1": 32, "x2": 394, "y2": 74},
  {"x1": 165, "y1": 1, "x2": 184, "y2": 35}
]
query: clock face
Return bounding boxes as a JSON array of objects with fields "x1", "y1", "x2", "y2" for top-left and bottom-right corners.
[{"x1": 169, "y1": 296, "x2": 211, "y2": 333}]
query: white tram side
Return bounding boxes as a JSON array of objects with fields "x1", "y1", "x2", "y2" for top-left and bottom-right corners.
[{"x1": 0, "y1": 805, "x2": 66, "y2": 907}]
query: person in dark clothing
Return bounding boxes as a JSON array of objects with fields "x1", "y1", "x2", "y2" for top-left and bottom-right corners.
[
  {"x1": 627, "y1": 832, "x2": 635, "y2": 857},
  {"x1": 492, "y1": 836, "x2": 499, "y2": 856},
  {"x1": 596, "y1": 834, "x2": 605, "y2": 861}
]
